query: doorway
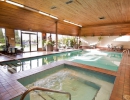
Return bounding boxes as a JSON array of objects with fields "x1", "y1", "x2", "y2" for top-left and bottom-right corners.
[{"x1": 21, "y1": 32, "x2": 38, "y2": 52}]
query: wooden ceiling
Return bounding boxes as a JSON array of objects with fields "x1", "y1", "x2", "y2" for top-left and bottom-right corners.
[
  {"x1": 0, "y1": 0, "x2": 130, "y2": 36},
  {"x1": 0, "y1": 2, "x2": 79, "y2": 36}
]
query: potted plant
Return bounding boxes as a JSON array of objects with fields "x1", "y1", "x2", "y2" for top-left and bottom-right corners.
[
  {"x1": 72, "y1": 38, "x2": 78, "y2": 49},
  {"x1": 44, "y1": 40, "x2": 55, "y2": 51},
  {"x1": 42, "y1": 39, "x2": 46, "y2": 51},
  {"x1": 98, "y1": 36, "x2": 103, "y2": 46},
  {"x1": 98, "y1": 36, "x2": 103, "y2": 42}
]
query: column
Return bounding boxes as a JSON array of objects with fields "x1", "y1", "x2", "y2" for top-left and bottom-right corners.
[{"x1": 55, "y1": 21, "x2": 58, "y2": 51}]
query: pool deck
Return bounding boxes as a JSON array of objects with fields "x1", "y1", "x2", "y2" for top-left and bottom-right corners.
[{"x1": 0, "y1": 49, "x2": 129, "y2": 100}]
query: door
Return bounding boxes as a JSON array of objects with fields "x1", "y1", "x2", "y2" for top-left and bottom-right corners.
[
  {"x1": 22, "y1": 33, "x2": 38, "y2": 52},
  {"x1": 30, "y1": 34, "x2": 37, "y2": 51}
]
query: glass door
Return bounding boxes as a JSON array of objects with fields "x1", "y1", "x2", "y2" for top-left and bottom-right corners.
[
  {"x1": 22, "y1": 33, "x2": 38, "y2": 52},
  {"x1": 30, "y1": 34, "x2": 37, "y2": 51},
  {"x1": 22, "y1": 33, "x2": 30, "y2": 52}
]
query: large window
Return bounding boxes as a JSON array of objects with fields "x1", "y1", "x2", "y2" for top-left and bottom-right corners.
[
  {"x1": 114, "y1": 35, "x2": 130, "y2": 42},
  {"x1": 15, "y1": 30, "x2": 21, "y2": 49},
  {"x1": 46, "y1": 33, "x2": 56, "y2": 41},
  {"x1": 0, "y1": 28, "x2": 6, "y2": 51},
  {"x1": 46, "y1": 33, "x2": 76, "y2": 48},
  {"x1": 38, "y1": 32, "x2": 42, "y2": 48}
]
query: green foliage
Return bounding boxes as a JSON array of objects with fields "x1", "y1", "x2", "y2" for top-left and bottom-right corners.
[
  {"x1": 42, "y1": 39, "x2": 46, "y2": 46},
  {"x1": 0, "y1": 29, "x2": 5, "y2": 43},
  {"x1": 15, "y1": 32, "x2": 21, "y2": 44},
  {"x1": 0, "y1": 39, "x2": 5, "y2": 43},
  {"x1": 0, "y1": 44, "x2": 6, "y2": 48},
  {"x1": 98, "y1": 36, "x2": 103, "y2": 41},
  {"x1": 58, "y1": 37, "x2": 77, "y2": 47},
  {"x1": 0, "y1": 44, "x2": 6, "y2": 50},
  {"x1": 44, "y1": 40, "x2": 55, "y2": 46}
]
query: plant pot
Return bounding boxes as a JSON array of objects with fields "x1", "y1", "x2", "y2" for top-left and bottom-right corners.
[
  {"x1": 74, "y1": 44, "x2": 78, "y2": 49},
  {"x1": 43, "y1": 46, "x2": 46, "y2": 51},
  {"x1": 46, "y1": 44, "x2": 53, "y2": 51}
]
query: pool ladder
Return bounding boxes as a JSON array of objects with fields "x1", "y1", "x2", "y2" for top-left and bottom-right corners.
[
  {"x1": 0, "y1": 53, "x2": 22, "y2": 72},
  {"x1": 20, "y1": 86, "x2": 71, "y2": 100},
  {"x1": 122, "y1": 49, "x2": 130, "y2": 56}
]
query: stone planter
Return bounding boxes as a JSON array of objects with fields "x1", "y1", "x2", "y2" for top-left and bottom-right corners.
[
  {"x1": 46, "y1": 44, "x2": 53, "y2": 51},
  {"x1": 73, "y1": 44, "x2": 78, "y2": 49}
]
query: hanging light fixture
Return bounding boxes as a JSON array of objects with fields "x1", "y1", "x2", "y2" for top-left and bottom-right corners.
[
  {"x1": 119, "y1": 33, "x2": 122, "y2": 36},
  {"x1": 92, "y1": 33, "x2": 95, "y2": 37}
]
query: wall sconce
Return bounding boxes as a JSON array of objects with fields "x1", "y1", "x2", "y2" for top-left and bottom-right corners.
[
  {"x1": 92, "y1": 33, "x2": 95, "y2": 37},
  {"x1": 119, "y1": 33, "x2": 122, "y2": 36}
]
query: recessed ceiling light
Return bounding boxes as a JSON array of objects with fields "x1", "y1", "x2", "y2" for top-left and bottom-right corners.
[
  {"x1": 119, "y1": 33, "x2": 122, "y2": 36},
  {"x1": 99, "y1": 17, "x2": 105, "y2": 20}
]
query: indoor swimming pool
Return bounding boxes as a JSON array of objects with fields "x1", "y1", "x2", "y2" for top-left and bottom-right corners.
[
  {"x1": 0, "y1": 50, "x2": 122, "y2": 73},
  {"x1": 17, "y1": 64, "x2": 115, "y2": 100}
]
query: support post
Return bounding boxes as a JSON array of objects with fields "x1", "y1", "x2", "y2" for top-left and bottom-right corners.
[
  {"x1": 55, "y1": 21, "x2": 59, "y2": 51},
  {"x1": 78, "y1": 27, "x2": 81, "y2": 49}
]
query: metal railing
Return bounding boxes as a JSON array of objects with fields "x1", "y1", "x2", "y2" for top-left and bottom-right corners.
[
  {"x1": 20, "y1": 86, "x2": 71, "y2": 100},
  {"x1": 122, "y1": 49, "x2": 130, "y2": 56},
  {"x1": 0, "y1": 53, "x2": 22, "y2": 72}
]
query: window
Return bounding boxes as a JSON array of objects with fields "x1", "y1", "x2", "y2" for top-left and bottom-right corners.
[
  {"x1": 0, "y1": 28, "x2": 6, "y2": 51},
  {"x1": 38, "y1": 32, "x2": 42, "y2": 48},
  {"x1": 113, "y1": 35, "x2": 130, "y2": 42},
  {"x1": 46, "y1": 33, "x2": 56, "y2": 41},
  {"x1": 15, "y1": 30, "x2": 21, "y2": 48}
]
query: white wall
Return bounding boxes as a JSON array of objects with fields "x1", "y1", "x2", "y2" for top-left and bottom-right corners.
[{"x1": 80, "y1": 35, "x2": 130, "y2": 49}]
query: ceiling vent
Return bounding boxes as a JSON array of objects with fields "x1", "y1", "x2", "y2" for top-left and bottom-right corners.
[
  {"x1": 99, "y1": 16, "x2": 105, "y2": 20},
  {"x1": 66, "y1": 0, "x2": 73, "y2": 4},
  {"x1": 51, "y1": 6, "x2": 57, "y2": 9},
  {"x1": 119, "y1": 33, "x2": 122, "y2": 36}
]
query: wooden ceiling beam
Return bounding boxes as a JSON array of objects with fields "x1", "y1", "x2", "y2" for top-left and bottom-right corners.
[{"x1": 83, "y1": 22, "x2": 130, "y2": 28}]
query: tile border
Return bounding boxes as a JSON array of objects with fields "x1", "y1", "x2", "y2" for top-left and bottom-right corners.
[{"x1": 0, "y1": 50, "x2": 129, "y2": 100}]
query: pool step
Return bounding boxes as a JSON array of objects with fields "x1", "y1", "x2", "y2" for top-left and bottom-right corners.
[
  {"x1": 94, "y1": 88, "x2": 111, "y2": 100},
  {"x1": 31, "y1": 90, "x2": 55, "y2": 100},
  {"x1": 8, "y1": 68, "x2": 16, "y2": 74},
  {"x1": 36, "y1": 90, "x2": 56, "y2": 100},
  {"x1": 7, "y1": 64, "x2": 17, "y2": 73},
  {"x1": 0, "y1": 63, "x2": 6, "y2": 66},
  {"x1": 0, "y1": 62, "x2": 21, "y2": 74},
  {"x1": 11, "y1": 63, "x2": 20, "y2": 67},
  {"x1": 0, "y1": 63, "x2": 20, "y2": 67}
]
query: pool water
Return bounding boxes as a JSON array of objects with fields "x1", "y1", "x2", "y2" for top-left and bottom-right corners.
[
  {"x1": 1, "y1": 50, "x2": 122, "y2": 73},
  {"x1": 69, "y1": 50, "x2": 122, "y2": 71},
  {"x1": 18, "y1": 65, "x2": 115, "y2": 100}
]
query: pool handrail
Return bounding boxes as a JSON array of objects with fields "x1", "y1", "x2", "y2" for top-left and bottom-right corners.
[
  {"x1": 20, "y1": 86, "x2": 71, "y2": 100},
  {"x1": 0, "y1": 53, "x2": 22, "y2": 72},
  {"x1": 122, "y1": 49, "x2": 130, "y2": 56}
]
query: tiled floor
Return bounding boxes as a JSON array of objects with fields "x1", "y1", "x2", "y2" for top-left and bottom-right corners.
[{"x1": 0, "y1": 49, "x2": 129, "y2": 100}]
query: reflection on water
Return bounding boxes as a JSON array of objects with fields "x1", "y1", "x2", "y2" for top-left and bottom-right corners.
[{"x1": 1, "y1": 50, "x2": 122, "y2": 73}]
